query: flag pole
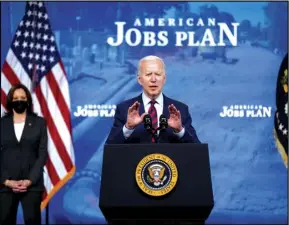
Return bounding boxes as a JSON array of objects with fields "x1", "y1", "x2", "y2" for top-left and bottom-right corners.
[{"x1": 45, "y1": 203, "x2": 49, "y2": 225}]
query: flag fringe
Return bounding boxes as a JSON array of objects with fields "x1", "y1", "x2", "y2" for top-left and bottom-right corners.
[
  {"x1": 273, "y1": 129, "x2": 288, "y2": 169},
  {"x1": 41, "y1": 166, "x2": 76, "y2": 211}
]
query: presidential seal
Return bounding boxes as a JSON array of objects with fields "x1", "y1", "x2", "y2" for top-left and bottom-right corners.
[{"x1": 135, "y1": 153, "x2": 178, "y2": 197}]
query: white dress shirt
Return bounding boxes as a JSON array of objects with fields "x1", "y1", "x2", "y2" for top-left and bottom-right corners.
[
  {"x1": 14, "y1": 121, "x2": 25, "y2": 142},
  {"x1": 123, "y1": 92, "x2": 185, "y2": 139}
]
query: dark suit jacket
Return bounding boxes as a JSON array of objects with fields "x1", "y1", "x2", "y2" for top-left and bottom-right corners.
[
  {"x1": 0, "y1": 113, "x2": 48, "y2": 192},
  {"x1": 106, "y1": 94, "x2": 201, "y2": 144}
]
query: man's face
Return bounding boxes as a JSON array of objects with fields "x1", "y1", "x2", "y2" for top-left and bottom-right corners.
[{"x1": 138, "y1": 59, "x2": 166, "y2": 99}]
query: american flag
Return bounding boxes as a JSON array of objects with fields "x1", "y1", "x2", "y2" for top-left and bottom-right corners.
[{"x1": 1, "y1": 1, "x2": 75, "y2": 210}]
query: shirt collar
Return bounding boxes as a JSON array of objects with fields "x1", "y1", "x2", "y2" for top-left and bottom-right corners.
[{"x1": 142, "y1": 92, "x2": 163, "y2": 107}]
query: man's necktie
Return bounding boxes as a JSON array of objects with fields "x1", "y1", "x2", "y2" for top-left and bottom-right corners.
[{"x1": 148, "y1": 100, "x2": 158, "y2": 142}]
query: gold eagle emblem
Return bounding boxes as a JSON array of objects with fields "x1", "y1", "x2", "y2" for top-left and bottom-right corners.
[{"x1": 146, "y1": 164, "x2": 167, "y2": 186}]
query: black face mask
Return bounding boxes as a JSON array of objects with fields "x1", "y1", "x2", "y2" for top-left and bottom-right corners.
[{"x1": 11, "y1": 100, "x2": 28, "y2": 114}]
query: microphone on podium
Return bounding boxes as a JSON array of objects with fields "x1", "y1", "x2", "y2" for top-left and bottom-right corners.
[
  {"x1": 143, "y1": 114, "x2": 153, "y2": 131},
  {"x1": 158, "y1": 114, "x2": 168, "y2": 131},
  {"x1": 152, "y1": 115, "x2": 168, "y2": 143},
  {"x1": 143, "y1": 114, "x2": 168, "y2": 143}
]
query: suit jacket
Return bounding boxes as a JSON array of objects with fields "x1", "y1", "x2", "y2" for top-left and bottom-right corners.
[
  {"x1": 106, "y1": 94, "x2": 201, "y2": 144},
  {"x1": 0, "y1": 113, "x2": 48, "y2": 192}
]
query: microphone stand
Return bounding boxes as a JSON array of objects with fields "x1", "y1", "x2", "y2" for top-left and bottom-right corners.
[
  {"x1": 152, "y1": 125, "x2": 166, "y2": 143},
  {"x1": 144, "y1": 118, "x2": 167, "y2": 143},
  {"x1": 152, "y1": 128, "x2": 158, "y2": 143}
]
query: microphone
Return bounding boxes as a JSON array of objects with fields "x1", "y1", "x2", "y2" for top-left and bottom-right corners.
[
  {"x1": 143, "y1": 114, "x2": 158, "y2": 143},
  {"x1": 158, "y1": 114, "x2": 168, "y2": 131},
  {"x1": 143, "y1": 114, "x2": 152, "y2": 131}
]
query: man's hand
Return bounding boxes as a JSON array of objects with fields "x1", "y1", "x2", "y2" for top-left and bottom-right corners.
[
  {"x1": 125, "y1": 101, "x2": 147, "y2": 129},
  {"x1": 168, "y1": 104, "x2": 183, "y2": 132}
]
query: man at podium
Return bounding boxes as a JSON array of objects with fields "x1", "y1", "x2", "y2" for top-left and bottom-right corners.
[
  {"x1": 106, "y1": 55, "x2": 200, "y2": 144},
  {"x1": 101, "y1": 56, "x2": 213, "y2": 225}
]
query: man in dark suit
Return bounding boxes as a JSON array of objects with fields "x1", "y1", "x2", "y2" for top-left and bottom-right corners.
[{"x1": 106, "y1": 55, "x2": 200, "y2": 144}]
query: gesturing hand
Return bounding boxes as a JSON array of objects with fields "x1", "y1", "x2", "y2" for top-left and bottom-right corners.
[
  {"x1": 125, "y1": 101, "x2": 147, "y2": 129},
  {"x1": 168, "y1": 104, "x2": 183, "y2": 132}
]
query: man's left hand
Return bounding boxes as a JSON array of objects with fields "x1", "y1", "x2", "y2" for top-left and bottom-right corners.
[{"x1": 168, "y1": 104, "x2": 183, "y2": 132}]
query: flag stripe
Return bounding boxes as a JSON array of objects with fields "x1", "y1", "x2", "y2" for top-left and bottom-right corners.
[
  {"x1": 47, "y1": 67, "x2": 72, "y2": 135},
  {"x1": 42, "y1": 189, "x2": 47, "y2": 200},
  {"x1": 45, "y1": 155, "x2": 60, "y2": 186},
  {"x1": 47, "y1": 131, "x2": 69, "y2": 179},
  {"x1": 1, "y1": 72, "x2": 12, "y2": 94},
  {"x1": 2, "y1": 61, "x2": 21, "y2": 85},
  {"x1": 32, "y1": 93, "x2": 43, "y2": 117},
  {"x1": 1, "y1": 89, "x2": 7, "y2": 111},
  {"x1": 1, "y1": 104, "x2": 6, "y2": 116},
  {"x1": 59, "y1": 61, "x2": 66, "y2": 77},
  {"x1": 56, "y1": 62, "x2": 71, "y2": 109},
  {"x1": 43, "y1": 166, "x2": 53, "y2": 193},
  {"x1": 40, "y1": 75, "x2": 74, "y2": 161},
  {"x1": 34, "y1": 85, "x2": 73, "y2": 171},
  {"x1": 52, "y1": 63, "x2": 75, "y2": 161}
]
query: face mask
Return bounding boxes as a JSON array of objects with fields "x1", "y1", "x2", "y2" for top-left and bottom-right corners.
[{"x1": 11, "y1": 100, "x2": 28, "y2": 114}]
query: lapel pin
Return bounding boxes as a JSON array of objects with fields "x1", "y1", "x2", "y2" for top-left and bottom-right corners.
[{"x1": 29, "y1": 123, "x2": 32, "y2": 126}]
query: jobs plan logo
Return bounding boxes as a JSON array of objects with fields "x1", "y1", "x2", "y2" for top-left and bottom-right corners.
[{"x1": 220, "y1": 105, "x2": 272, "y2": 118}]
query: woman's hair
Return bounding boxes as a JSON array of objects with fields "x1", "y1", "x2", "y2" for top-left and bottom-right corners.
[{"x1": 5, "y1": 83, "x2": 36, "y2": 116}]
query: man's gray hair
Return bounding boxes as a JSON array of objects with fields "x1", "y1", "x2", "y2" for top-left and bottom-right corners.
[{"x1": 137, "y1": 55, "x2": 166, "y2": 76}]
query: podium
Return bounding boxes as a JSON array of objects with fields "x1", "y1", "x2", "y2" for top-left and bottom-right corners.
[{"x1": 99, "y1": 143, "x2": 214, "y2": 224}]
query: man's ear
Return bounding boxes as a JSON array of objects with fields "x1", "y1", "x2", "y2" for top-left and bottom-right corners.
[{"x1": 137, "y1": 75, "x2": 142, "y2": 86}]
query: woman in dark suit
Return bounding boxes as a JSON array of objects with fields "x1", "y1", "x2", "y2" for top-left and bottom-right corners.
[{"x1": 0, "y1": 83, "x2": 48, "y2": 225}]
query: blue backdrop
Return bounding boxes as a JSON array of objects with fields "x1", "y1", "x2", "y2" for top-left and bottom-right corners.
[{"x1": 1, "y1": 1, "x2": 288, "y2": 224}]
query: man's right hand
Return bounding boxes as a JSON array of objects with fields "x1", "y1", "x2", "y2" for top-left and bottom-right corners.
[{"x1": 125, "y1": 101, "x2": 147, "y2": 129}]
